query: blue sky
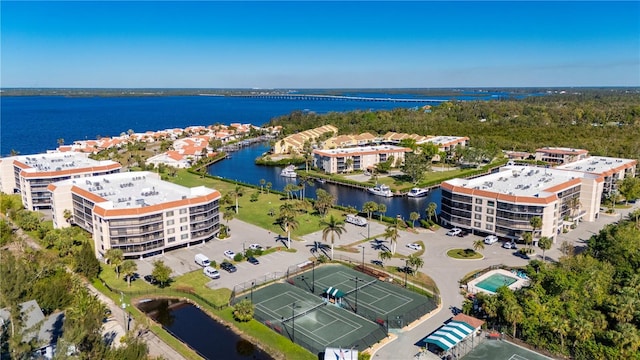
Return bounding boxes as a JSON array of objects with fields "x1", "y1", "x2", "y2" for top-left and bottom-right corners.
[{"x1": 2, "y1": 1, "x2": 638, "y2": 88}]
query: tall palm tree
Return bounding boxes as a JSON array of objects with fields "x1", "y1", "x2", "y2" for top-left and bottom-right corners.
[
  {"x1": 407, "y1": 254, "x2": 424, "y2": 273},
  {"x1": 538, "y1": 236, "x2": 552, "y2": 262},
  {"x1": 426, "y1": 202, "x2": 438, "y2": 223},
  {"x1": 278, "y1": 213, "x2": 298, "y2": 249},
  {"x1": 529, "y1": 216, "x2": 542, "y2": 241},
  {"x1": 522, "y1": 232, "x2": 533, "y2": 252},
  {"x1": 409, "y1": 212, "x2": 420, "y2": 228},
  {"x1": 383, "y1": 218, "x2": 402, "y2": 254},
  {"x1": 284, "y1": 183, "x2": 297, "y2": 200},
  {"x1": 320, "y1": 215, "x2": 346, "y2": 260},
  {"x1": 362, "y1": 201, "x2": 378, "y2": 239},
  {"x1": 259, "y1": 179, "x2": 266, "y2": 194},
  {"x1": 105, "y1": 248, "x2": 124, "y2": 279},
  {"x1": 377, "y1": 203, "x2": 387, "y2": 221},
  {"x1": 378, "y1": 250, "x2": 392, "y2": 265}
]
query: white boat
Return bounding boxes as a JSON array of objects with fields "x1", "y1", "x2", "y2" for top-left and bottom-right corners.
[
  {"x1": 316, "y1": 178, "x2": 326, "y2": 184},
  {"x1": 368, "y1": 184, "x2": 394, "y2": 197},
  {"x1": 345, "y1": 214, "x2": 368, "y2": 226},
  {"x1": 280, "y1": 165, "x2": 297, "y2": 178},
  {"x1": 407, "y1": 187, "x2": 429, "y2": 198}
]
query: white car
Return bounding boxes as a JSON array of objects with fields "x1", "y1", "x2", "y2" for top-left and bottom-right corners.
[
  {"x1": 484, "y1": 235, "x2": 499, "y2": 245},
  {"x1": 447, "y1": 228, "x2": 462, "y2": 236},
  {"x1": 406, "y1": 243, "x2": 422, "y2": 251},
  {"x1": 223, "y1": 250, "x2": 236, "y2": 259},
  {"x1": 248, "y1": 243, "x2": 263, "y2": 250},
  {"x1": 502, "y1": 241, "x2": 517, "y2": 249}
]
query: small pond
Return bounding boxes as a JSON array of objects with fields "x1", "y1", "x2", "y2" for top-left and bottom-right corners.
[{"x1": 137, "y1": 298, "x2": 273, "y2": 360}]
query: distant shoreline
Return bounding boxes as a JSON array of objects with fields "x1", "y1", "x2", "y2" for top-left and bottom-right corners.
[{"x1": 2, "y1": 87, "x2": 635, "y2": 98}]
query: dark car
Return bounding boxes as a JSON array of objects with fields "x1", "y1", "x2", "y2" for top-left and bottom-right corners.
[
  {"x1": 247, "y1": 256, "x2": 260, "y2": 265},
  {"x1": 514, "y1": 251, "x2": 530, "y2": 260},
  {"x1": 456, "y1": 230, "x2": 470, "y2": 237},
  {"x1": 143, "y1": 274, "x2": 158, "y2": 285},
  {"x1": 220, "y1": 262, "x2": 237, "y2": 273}
]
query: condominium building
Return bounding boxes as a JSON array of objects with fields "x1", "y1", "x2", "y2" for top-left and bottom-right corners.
[
  {"x1": 535, "y1": 147, "x2": 589, "y2": 165},
  {"x1": 0, "y1": 152, "x2": 121, "y2": 211},
  {"x1": 557, "y1": 156, "x2": 637, "y2": 196},
  {"x1": 48, "y1": 171, "x2": 221, "y2": 259},
  {"x1": 273, "y1": 125, "x2": 338, "y2": 154},
  {"x1": 312, "y1": 145, "x2": 411, "y2": 174},
  {"x1": 440, "y1": 165, "x2": 604, "y2": 242}
]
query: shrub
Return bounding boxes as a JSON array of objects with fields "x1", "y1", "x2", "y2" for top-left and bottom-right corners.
[
  {"x1": 233, "y1": 299, "x2": 255, "y2": 322},
  {"x1": 233, "y1": 253, "x2": 244, "y2": 262}
]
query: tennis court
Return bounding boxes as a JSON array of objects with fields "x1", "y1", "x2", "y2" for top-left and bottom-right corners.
[
  {"x1": 462, "y1": 339, "x2": 553, "y2": 360},
  {"x1": 247, "y1": 282, "x2": 387, "y2": 355},
  {"x1": 288, "y1": 264, "x2": 437, "y2": 329}
]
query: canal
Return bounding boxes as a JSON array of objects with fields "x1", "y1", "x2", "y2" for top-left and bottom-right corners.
[
  {"x1": 207, "y1": 142, "x2": 441, "y2": 221},
  {"x1": 137, "y1": 298, "x2": 273, "y2": 360}
]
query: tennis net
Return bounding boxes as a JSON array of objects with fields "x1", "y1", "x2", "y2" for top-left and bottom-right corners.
[
  {"x1": 281, "y1": 302, "x2": 327, "y2": 323},
  {"x1": 345, "y1": 278, "x2": 378, "y2": 296}
]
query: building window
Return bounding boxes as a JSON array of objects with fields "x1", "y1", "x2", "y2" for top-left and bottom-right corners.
[
  {"x1": 487, "y1": 208, "x2": 494, "y2": 215},
  {"x1": 488, "y1": 201, "x2": 495, "y2": 207},
  {"x1": 486, "y1": 216, "x2": 494, "y2": 223},
  {"x1": 168, "y1": 236, "x2": 175, "y2": 243},
  {"x1": 474, "y1": 221, "x2": 481, "y2": 228},
  {"x1": 167, "y1": 219, "x2": 174, "y2": 225},
  {"x1": 475, "y1": 206, "x2": 482, "y2": 212},
  {"x1": 166, "y1": 210, "x2": 174, "y2": 217},
  {"x1": 167, "y1": 228, "x2": 175, "y2": 234},
  {"x1": 180, "y1": 225, "x2": 188, "y2": 231},
  {"x1": 486, "y1": 224, "x2": 493, "y2": 231},
  {"x1": 180, "y1": 217, "x2": 188, "y2": 223},
  {"x1": 181, "y1": 234, "x2": 188, "y2": 240},
  {"x1": 475, "y1": 199, "x2": 482, "y2": 204},
  {"x1": 474, "y1": 214, "x2": 482, "y2": 220},
  {"x1": 179, "y1": 208, "x2": 187, "y2": 214}
]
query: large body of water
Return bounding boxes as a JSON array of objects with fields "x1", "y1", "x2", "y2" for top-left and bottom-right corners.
[
  {"x1": 209, "y1": 142, "x2": 441, "y2": 221},
  {"x1": 0, "y1": 90, "x2": 533, "y2": 156}
]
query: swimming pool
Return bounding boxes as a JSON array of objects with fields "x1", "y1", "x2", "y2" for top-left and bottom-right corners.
[{"x1": 475, "y1": 273, "x2": 518, "y2": 293}]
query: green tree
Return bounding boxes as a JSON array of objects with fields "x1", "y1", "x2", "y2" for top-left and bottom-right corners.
[
  {"x1": 377, "y1": 203, "x2": 387, "y2": 221},
  {"x1": 277, "y1": 210, "x2": 298, "y2": 249},
  {"x1": 121, "y1": 260, "x2": 138, "y2": 287},
  {"x1": 105, "y1": 248, "x2": 124, "y2": 279},
  {"x1": 618, "y1": 177, "x2": 640, "y2": 204},
  {"x1": 402, "y1": 152, "x2": 430, "y2": 184},
  {"x1": 383, "y1": 217, "x2": 402, "y2": 254},
  {"x1": 426, "y1": 202, "x2": 438, "y2": 223},
  {"x1": 530, "y1": 216, "x2": 542, "y2": 242},
  {"x1": 378, "y1": 250, "x2": 392, "y2": 265},
  {"x1": 407, "y1": 254, "x2": 424, "y2": 273},
  {"x1": 522, "y1": 232, "x2": 533, "y2": 253},
  {"x1": 362, "y1": 201, "x2": 378, "y2": 239},
  {"x1": 75, "y1": 241, "x2": 101, "y2": 280},
  {"x1": 284, "y1": 183, "x2": 297, "y2": 200},
  {"x1": 151, "y1": 260, "x2": 172, "y2": 287},
  {"x1": 259, "y1": 178, "x2": 266, "y2": 194},
  {"x1": 231, "y1": 185, "x2": 244, "y2": 213},
  {"x1": 233, "y1": 298, "x2": 255, "y2": 322},
  {"x1": 538, "y1": 236, "x2": 553, "y2": 262},
  {"x1": 314, "y1": 189, "x2": 335, "y2": 217},
  {"x1": 63, "y1": 287, "x2": 108, "y2": 356},
  {"x1": 320, "y1": 215, "x2": 346, "y2": 260}
]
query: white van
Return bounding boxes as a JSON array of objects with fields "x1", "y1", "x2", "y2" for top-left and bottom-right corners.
[
  {"x1": 194, "y1": 253, "x2": 210, "y2": 267},
  {"x1": 203, "y1": 266, "x2": 220, "y2": 279},
  {"x1": 346, "y1": 214, "x2": 367, "y2": 227}
]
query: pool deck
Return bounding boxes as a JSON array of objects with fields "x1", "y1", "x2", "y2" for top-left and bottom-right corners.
[{"x1": 466, "y1": 269, "x2": 530, "y2": 295}]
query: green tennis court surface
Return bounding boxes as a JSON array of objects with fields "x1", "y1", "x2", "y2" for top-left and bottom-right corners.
[{"x1": 462, "y1": 340, "x2": 553, "y2": 360}]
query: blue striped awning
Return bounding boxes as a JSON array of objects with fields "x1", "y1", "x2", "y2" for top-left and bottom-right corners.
[{"x1": 423, "y1": 321, "x2": 475, "y2": 351}]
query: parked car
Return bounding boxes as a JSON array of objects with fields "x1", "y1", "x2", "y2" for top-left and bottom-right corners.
[
  {"x1": 220, "y1": 261, "x2": 237, "y2": 273},
  {"x1": 456, "y1": 230, "x2": 470, "y2": 237},
  {"x1": 247, "y1": 256, "x2": 260, "y2": 265},
  {"x1": 143, "y1": 275, "x2": 158, "y2": 285},
  {"x1": 447, "y1": 228, "x2": 462, "y2": 236},
  {"x1": 203, "y1": 266, "x2": 221, "y2": 279},
  {"x1": 502, "y1": 241, "x2": 517, "y2": 249},
  {"x1": 514, "y1": 251, "x2": 530, "y2": 260},
  {"x1": 484, "y1": 235, "x2": 499, "y2": 245},
  {"x1": 223, "y1": 250, "x2": 236, "y2": 259},
  {"x1": 406, "y1": 243, "x2": 422, "y2": 251},
  {"x1": 194, "y1": 253, "x2": 211, "y2": 267},
  {"x1": 248, "y1": 244, "x2": 263, "y2": 251}
]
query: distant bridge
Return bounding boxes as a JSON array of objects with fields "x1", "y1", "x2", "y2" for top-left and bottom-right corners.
[{"x1": 227, "y1": 94, "x2": 447, "y2": 103}]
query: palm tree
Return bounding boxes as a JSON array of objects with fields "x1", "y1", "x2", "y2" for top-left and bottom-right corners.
[
  {"x1": 277, "y1": 213, "x2": 298, "y2": 249},
  {"x1": 378, "y1": 250, "x2": 392, "y2": 265},
  {"x1": 121, "y1": 260, "x2": 137, "y2": 287},
  {"x1": 383, "y1": 217, "x2": 402, "y2": 254},
  {"x1": 473, "y1": 239, "x2": 485, "y2": 254},
  {"x1": 297, "y1": 174, "x2": 314, "y2": 200},
  {"x1": 105, "y1": 248, "x2": 124, "y2": 279},
  {"x1": 409, "y1": 212, "x2": 420, "y2": 228},
  {"x1": 259, "y1": 179, "x2": 266, "y2": 194},
  {"x1": 231, "y1": 185, "x2": 243, "y2": 213},
  {"x1": 362, "y1": 201, "x2": 378, "y2": 239},
  {"x1": 538, "y1": 236, "x2": 552, "y2": 262},
  {"x1": 426, "y1": 202, "x2": 438, "y2": 223},
  {"x1": 284, "y1": 183, "x2": 297, "y2": 200},
  {"x1": 320, "y1": 215, "x2": 346, "y2": 260},
  {"x1": 407, "y1": 254, "x2": 424, "y2": 274},
  {"x1": 223, "y1": 209, "x2": 235, "y2": 231},
  {"x1": 345, "y1": 158, "x2": 354, "y2": 173},
  {"x1": 63, "y1": 209, "x2": 73, "y2": 224},
  {"x1": 522, "y1": 232, "x2": 533, "y2": 253},
  {"x1": 529, "y1": 216, "x2": 542, "y2": 242},
  {"x1": 377, "y1": 203, "x2": 387, "y2": 221},
  {"x1": 265, "y1": 182, "x2": 272, "y2": 194}
]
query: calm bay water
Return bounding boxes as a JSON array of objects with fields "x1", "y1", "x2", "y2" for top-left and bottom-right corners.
[{"x1": 208, "y1": 142, "x2": 441, "y2": 221}]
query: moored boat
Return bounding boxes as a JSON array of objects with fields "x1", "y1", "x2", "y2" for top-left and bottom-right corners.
[
  {"x1": 280, "y1": 165, "x2": 297, "y2": 178},
  {"x1": 368, "y1": 183, "x2": 393, "y2": 197},
  {"x1": 407, "y1": 187, "x2": 429, "y2": 198}
]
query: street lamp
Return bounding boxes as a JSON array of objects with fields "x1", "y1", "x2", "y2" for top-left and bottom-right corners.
[
  {"x1": 359, "y1": 245, "x2": 365, "y2": 268},
  {"x1": 401, "y1": 259, "x2": 408, "y2": 288},
  {"x1": 312, "y1": 260, "x2": 315, "y2": 293},
  {"x1": 251, "y1": 281, "x2": 255, "y2": 303},
  {"x1": 291, "y1": 301, "x2": 296, "y2": 343},
  {"x1": 352, "y1": 277, "x2": 363, "y2": 314}
]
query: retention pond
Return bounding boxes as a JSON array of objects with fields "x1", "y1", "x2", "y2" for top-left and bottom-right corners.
[{"x1": 137, "y1": 298, "x2": 273, "y2": 360}]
